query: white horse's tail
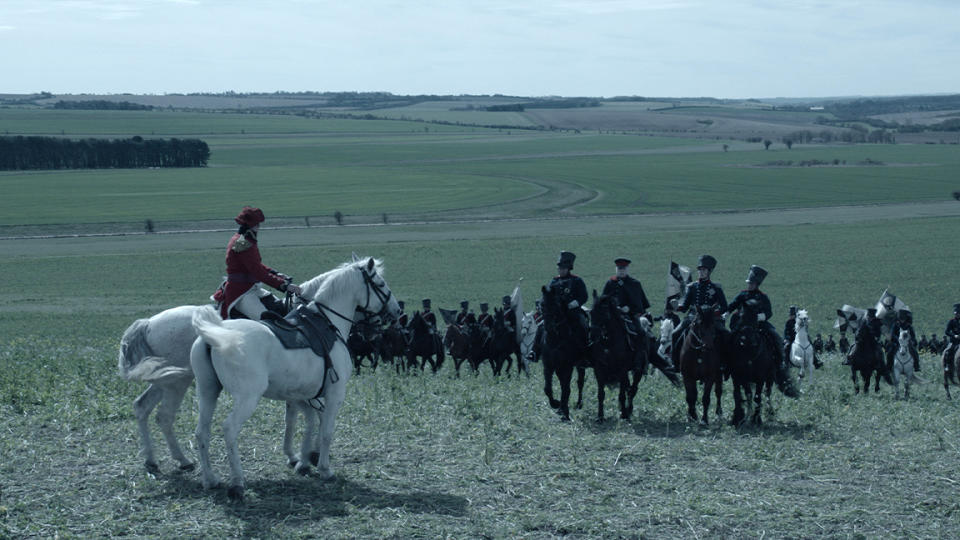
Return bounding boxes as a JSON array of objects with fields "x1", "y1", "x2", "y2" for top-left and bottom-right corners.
[
  {"x1": 118, "y1": 318, "x2": 192, "y2": 383},
  {"x1": 192, "y1": 305, "x2": 245, "y2": 356}
]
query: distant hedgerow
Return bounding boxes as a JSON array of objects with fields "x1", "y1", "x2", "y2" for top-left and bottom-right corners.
[{"x1": 0, "y1": 135, "x2": 210, "y2": 170}]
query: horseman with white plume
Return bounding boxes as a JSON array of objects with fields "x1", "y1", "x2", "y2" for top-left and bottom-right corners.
[{"x1": 213, "y1": 206, "x2": 302, "y2": 320}]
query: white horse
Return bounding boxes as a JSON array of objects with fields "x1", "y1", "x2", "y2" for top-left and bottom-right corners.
[
  {"x1": 657, "y1": 318, "x2": 675, "y2": 365},
  {"x1": 118, "y1": 305, "x2": 204, "y2": 473},
  {"x1": 118, "y1": 275, "x2": 349, "y2": 473},
  {"x1": 519, "y1": 310, "x2": 541, "y2": 364},
  {"x1": 892, "y1": 328, "x2": 915, "y2": 399},
  {"x1": 789, "y1": 309, "x2": 816, "y2": 388},
  {"x1": 190, "y1": 256, "x2": 400, "y2": 500}
]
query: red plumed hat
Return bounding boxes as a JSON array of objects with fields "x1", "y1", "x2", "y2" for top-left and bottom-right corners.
[{"x1": 235, "y1": 206, "x2": 265, "y2": 226}]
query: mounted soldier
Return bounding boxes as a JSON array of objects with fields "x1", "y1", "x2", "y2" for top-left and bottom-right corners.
[
  {"x1": 724, "y1": 265, "x2": 784, "y2": 362},
  {"x1": 847, "y1": 307, "x2": 884, "y2": 369},
  {"x1": 783, "y1": 305, "x2": 798, "y2": 360},
  {"x1": 918, "y1": 334, "x2": 929, "y2": 354},
  {"x1": 944, "y1": 304, "x2": 960, "y2": 382},
  {"x1": 420, "y1": 298, "x2": 443, "y2": 353},
  {"x1": 813, "y1": 334, "x2": 824, "y2": 354},
  {"x1": 545, "y1": 251, "x2": 589, "y2": 351},
  {"x1": 887, "y1": 309, "x2": 919, "y2": 372},
  {"x1": 657, "y1": 298, "x2": 681, "y2": 327},
  {"x1": 455, "y1": 300, "x2": 470, "y2": 326},
  {"x1": 601, "y1": 257, "x2": 652, "y2": 331},
  {"x1": 501, "y1": 295, "x2": 517, "y2": 336},
  {"x1": 212, "y1": 206, "x2": 302, "y2": 320},
  {"x1": 672, "y1": 254, "x2": 728, "y2": 367},
  {"x1": 839, "y1": 332, "x2": 850, "y2": 355}
]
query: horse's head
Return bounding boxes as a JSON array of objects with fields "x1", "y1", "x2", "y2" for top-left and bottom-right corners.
[
  {"x1": 898, "y1": 328, "x2": 912, "y2": 349},
  {"x1": 353, "y1": 256, "x2": 401, "y2": 322},
  {"x1": 659, "y1": 318, "x2": 675, "y2": 342},
  {"x1": 589, "y1": 290, "x2": 618, "y2": 329},
  {"x1": 797, "y1": 309, "x2": 810, "y2": 329}
]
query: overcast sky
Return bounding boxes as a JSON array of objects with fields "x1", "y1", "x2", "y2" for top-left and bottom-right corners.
[{"x1": 1, "y1": 0, "x2": 957, "y2": 99}]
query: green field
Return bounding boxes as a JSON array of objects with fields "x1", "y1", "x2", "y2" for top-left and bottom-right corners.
[{"x1": 2, "y1": 107, "x2": 960, "y2": 538}]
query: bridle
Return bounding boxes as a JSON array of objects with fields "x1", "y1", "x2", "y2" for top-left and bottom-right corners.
[{"x1": 311, "y1": 267, "x2": 394, "y2": 326}]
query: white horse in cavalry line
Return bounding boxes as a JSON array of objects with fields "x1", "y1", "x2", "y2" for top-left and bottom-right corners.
[
  {"x1": 657, "y1": 318, "x2": 675, "y2": 366},
  {"x1": 190, "y1": 256, "x2": 400, "y2": 500},
  {"x1": 892, "y1": 328, "x2": 916, "y2": 399},
  {"x1": 117, "y1": 266, "x2": 356, "y2": 473},
  {"x1": 789, "y1": 309, "x2": 816, "y2": 389}
]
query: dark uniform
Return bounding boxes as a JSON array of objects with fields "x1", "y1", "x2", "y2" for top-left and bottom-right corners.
[
  {"x1": 601, "y1": 258, "x2": 651, "y2": 317},
  {"x1": 839, "y1": 333, "x2": 850, "y2": 355},
  {"x1": 455, "y1": 301, "x2": 469, "y2": 326},
  {"x1": 887, "y1": 310, "x2": 919, "y2": 371},
  {"x1": 825, "y1": 335, "x2": 837, "y2": 353},
  {"x1": 849, "y1": 309, "x2": 884, "y2": 370},
  {"x1": 658, "y1": 298, "x2": 681, "y2": 327},
  {"x1": 421, "y1": 298, "x2": 442, "y2": 352},
  {"x1": 725, "y1": 266, "x2": 783, "y2": 361},
  {"x1": 673, "y1": 255, "x2": 728, "y2": 366},
  {"x1": 783, "y1": 306, "x2": 798, "y2": 352},
  {"x1": 813, "y1": 334, "x2": 824, "y2": 354},
  {"x1": 943, "y1": 304, "x2": 960, "y2": 381},
  {"x1": 547, "y1": 251, "x2": 589, "y2": 349}
]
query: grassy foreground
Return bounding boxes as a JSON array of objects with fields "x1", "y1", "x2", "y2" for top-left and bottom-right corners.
[{"x1": 2, "y1": 216, "x2": 960, "y2": 538}]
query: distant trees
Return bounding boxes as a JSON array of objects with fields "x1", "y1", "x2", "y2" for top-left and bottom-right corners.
[
  {"x1": 53, "y1": 100, "x2": 153, "y2": 111},
  {"x1": 763, "y1": 139, "x2": 772, "y2": 150},
  {"x1": 0, "y1": 136, "x2": 210, "y2": 170}
]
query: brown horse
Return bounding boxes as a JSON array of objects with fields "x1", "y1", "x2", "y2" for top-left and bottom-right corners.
[
  {"x1": 443, "y1": 323, "x2": 473, "y2": 377},
  {"x1": 848, "y1": 323, "x2": 887, "y2": 394},
  {"x1": 678, "y1": 305, "x2": 724, "y2": 425}
]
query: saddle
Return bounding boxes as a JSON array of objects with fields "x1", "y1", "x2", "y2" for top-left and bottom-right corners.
[{"x1": 259, "y1": 304, "x2": 339, "y2": 358}]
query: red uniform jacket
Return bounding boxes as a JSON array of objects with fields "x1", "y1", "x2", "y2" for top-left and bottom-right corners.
[{"x1": 218, "y1": 232, "x2": 286, "y2": 318}]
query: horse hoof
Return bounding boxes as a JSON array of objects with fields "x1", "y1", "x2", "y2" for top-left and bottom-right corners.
[
  {"x1": 179, "y1": 462, "x2": 196, "y2": 472},
  {"x1": 560, "y1": 415, "x2": 571, "y2": 423},
  {"x1": 144, "y1": 461, "x2": 160, "y2": 474},
  {"x1": 295, "y1": 463, "x2": 311, "y2": 476},
  {"x1": 310, "y1": 452, "x2": 320, "y2": 467},
  {"x1": 596, "y1": 417, "x2": 605, "y2": 424},
  {"x1": 227, "y1": 485, "x2": 244, "y2": 501},
  {"x1": 316, "y1": 468, "x2": 335, "y2": 481}
]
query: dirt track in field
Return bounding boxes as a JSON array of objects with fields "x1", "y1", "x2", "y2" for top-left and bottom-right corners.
[{"x1": 4, "y1": 200, "x2": 958, "y2": 257}]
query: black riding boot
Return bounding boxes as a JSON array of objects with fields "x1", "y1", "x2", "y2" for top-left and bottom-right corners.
[{"x1": 912, "y1": 349, "x2": 920, "y2": 372}]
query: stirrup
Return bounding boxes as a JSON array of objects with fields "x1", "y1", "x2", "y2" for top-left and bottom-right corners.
[{"x1": 308, "y1": 396, "x2": 326, "y2": 411}]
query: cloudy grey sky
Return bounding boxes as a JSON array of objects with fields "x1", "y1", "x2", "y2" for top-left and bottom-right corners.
[{"x1": 1, "y1": 0, "x2": 957, "y2": 99}]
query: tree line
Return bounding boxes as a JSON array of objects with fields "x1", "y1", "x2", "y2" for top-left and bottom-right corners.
[
  {"x1": 0, "y1": 135, "x2": 210, "y2": 170},
  {"x1": 53, "y1": 100, "x2": 154, "y2": 111}
]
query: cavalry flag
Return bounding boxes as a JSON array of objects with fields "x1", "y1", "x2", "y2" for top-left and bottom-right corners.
[
  {"x1": 666, "y1": 261, "x2": 692, "y2": 302},
  {"x1": 835, "y1": 304, "x2": 866, "y2": 332},
  {"x1": 438, "y1": 308, "x2": 458, "y2": 326},
  {"x1": 509, "y1": 282, "x2": 524, "y2": 343},
  {"x1": 875, "y1": 288, "x2": 909, "y2": 321}
]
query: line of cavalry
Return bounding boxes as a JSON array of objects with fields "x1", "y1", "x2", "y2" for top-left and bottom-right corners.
[{"x1": 111, "y1": 209, "x2": 960, "y2": 501}]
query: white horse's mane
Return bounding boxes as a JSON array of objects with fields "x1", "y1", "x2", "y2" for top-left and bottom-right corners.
[{"x1": 299, "y1": 257, "x2": 385, "y2": 302}]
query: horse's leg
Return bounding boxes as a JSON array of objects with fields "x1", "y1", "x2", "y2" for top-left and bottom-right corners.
[
  {"x1": 618, "y1": 376, "x2": 629, "y2": 420},
  {"x1": 596, "y1": 381, "x2": 605, "y2": 423},
  {"x1": 752, "y1": 382, "x2": 763, "y2": 425},
  {"x1": 293, "y1": 401, "x2": 318, "y2": 476},
  {"x1": 684, "y1": 376, "x2": 698, "y2": 422},
  {"x1": 851, "y1": 367, "x2": 860, "y2": 394},
  {"x1": 731, "y1": 381, "x2": 745, "y2": 426},
  {"x1": 714, "y1": 373, "x2": 723, "y2": 419},
  {"x1": 132, "y1": 384, "x2": 164, "y2": 473},
  {"x1": 283, "y1": 401, "x2": 300, "y2": 467},
  {"x1": 623, "y1": 370, "x2": 639, "y2": 420},
  {"x1": 701, "y1": 378, "x2": 713, "y2": 425},
  {"x1": 874, "y1": 370, "x2": 881, "y2": 393},
  {"x1": 575, "y1": 366, "x2": 586, "y2": 410},
  {"x1": 155, "y1": 379, "x2": 195, "y2": 471},
  {"x1": 222, "y1": 390, "x2": 263, "y2": 500},
  {"x1": 543, "y1": 361, "x2": 560, "y2": 409},
  {"x1": 558, "y1": 363, "x2": 573, "y2": 422},
  {"x1": 191, "y1": 341, "x2": 222, "y2": 490}
]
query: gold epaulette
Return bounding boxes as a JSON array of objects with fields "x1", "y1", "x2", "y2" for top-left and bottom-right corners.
[{"x1": 232, "y1": 235, "x2": 253, "y2": 253}]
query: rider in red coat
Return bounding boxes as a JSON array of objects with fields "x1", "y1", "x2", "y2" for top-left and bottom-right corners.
[{"x1": 214, "y1": 206, "x2": 302, "y2": 319}]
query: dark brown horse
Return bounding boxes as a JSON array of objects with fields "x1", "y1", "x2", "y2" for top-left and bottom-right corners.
[
  {"x1": 727, "y1": 299, "x2": 797, "y2": 426},
  {"x1": 678, "y1": 305, "x2": 724, "y2": 424},
  {"x1": 443, "y1": 323, "x2": 473, "y2": 377},
  {"x1": 942, "y1": 345, "x2": 959, "y2": 400},
  {"x1": 540, "y1": 285, "x2": 589, "y2": 422},
  {"x1": 405, "y1": 312, "x2": 445, "y2": 373},
  {"x1": 848, "y1": 323, "x2": 886, "y2": 394}
]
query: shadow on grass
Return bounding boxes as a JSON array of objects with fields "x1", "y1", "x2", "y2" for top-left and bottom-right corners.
[{"x1": 153, "y1": 473, "x2": 467, "y2": 536}]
